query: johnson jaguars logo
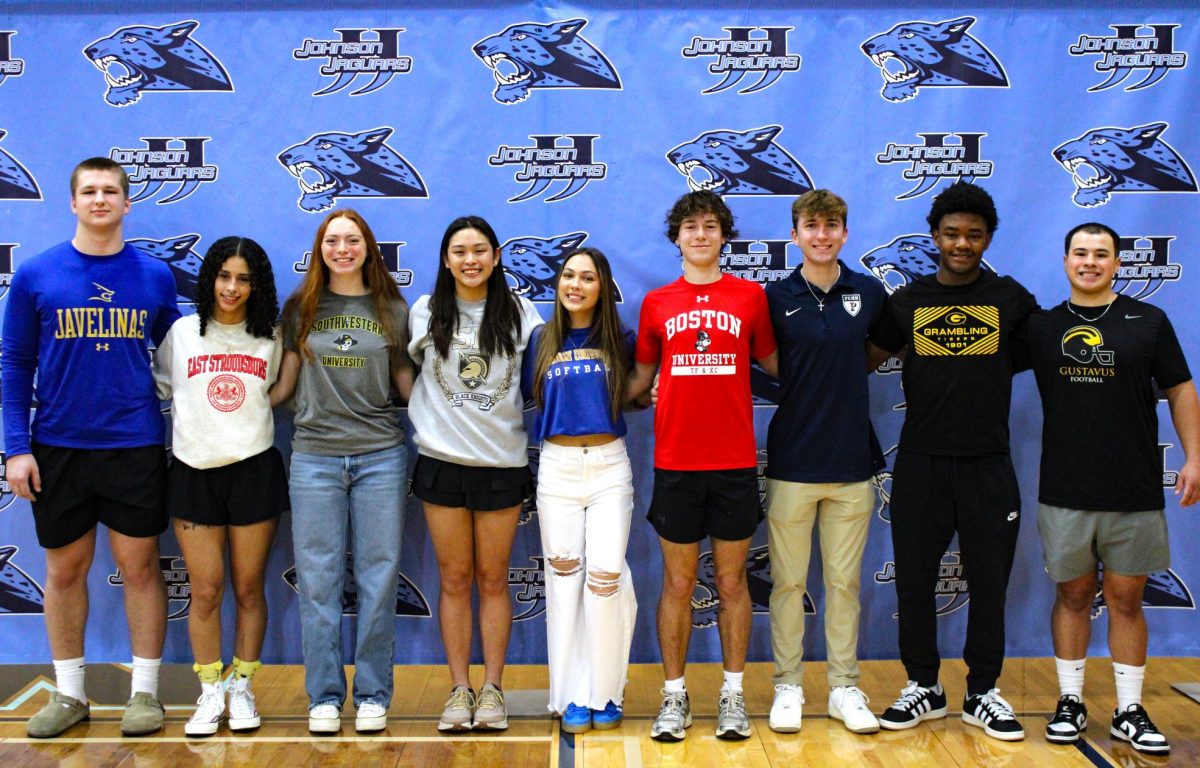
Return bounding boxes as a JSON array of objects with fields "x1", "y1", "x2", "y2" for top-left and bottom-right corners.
[
  {"x1": 293, "y1": 240, "x2": 413, "y2": 289},
  {"x1": 129, "y1": 234, "x2": 203, "y2": 306},
  {"x1": 692, "y1": 544, "x2": 809, "y2": 628},
  {"x1": 510, "y1": 556, "x2": 548, "y2": 621},
  {"x1": 0, "y1": 130, "x2": 41, "y2": 201},
  {"x1": 0, "y1": 31, "x2": 25, "y2": 86},
  {"x1": 206, "y1": 374, "x2": 245, "y2": 412},
  {"x1": 109, "y1": 556, "x2": 192, "y2": 620},
  {"x1": 110, "y1": 138, "x2": 217, "y2": 205},
  {"x1": 488, "y1": 134, "x2": 606, "y2": 203},
  {"x1": 1092, "y1": 566, "x2": 1194, "y2": 619},
  {"x1": 83, "y1": 20, "x2": 233, "y2": 107},
  {"x1": 860, "y1": 234, "x2": 994, "y2": 294},
  {"x1": 1052, "y1": 122, "x2": 1197, "y2": 208},
  {"x1": 667, "y1": 125, "x2": 813, "y2": 196},
  {"x1": 876, "y1": 134, "x2": 993, "y2": 199},
  {"x1": 282, "y1": 554, "x2": 432, "y2": 617},
  {"x1": 0, "y1": 545, "x2": 44, "y2": 615},
  {"x1": 1115, "y1": 235, "x2": 1181, "y2": 300},
  {"x1": 277, "y1": 127, "x2": 428, "y2": 213},
  {"x1": 912, "y1": 305, "x2": 999, "y2": 356},
  {"x1": 294, "y1": 27, "x2": 412, "y2": 96},
  {"x1": 876, "y1": 552, "x2": 971, "y2": 617},
  {"x1": 681, "y1": 26, "x2": 801, "y2": 94},
  {"x1": 861, "y1": 16, "x2": 1008, "y2": 102},
  {"x1": 473, "y1": 18, "x2": 621, "y2": 104},
  {"x1": 1069, "y1": 23, "x2": 1187, "y2": 92}
]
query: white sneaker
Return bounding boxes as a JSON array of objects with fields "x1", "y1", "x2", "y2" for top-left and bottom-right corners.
[
  {"x1": 769, "y1": 683, "x2": 804, "y2": 733},
  {"x1": 829, "y1": 685, "x2": 880, "y2": 734},
  {"x1": 356, "y1": 701, "x2": 388, "y2": 733},
  {"x1": 308, "y1": 703, "x2": 341, "y2": 734},
  {"x1": 184, "y1": 681, "x2": 225, "y2": 737},
  {"x1": 226, "y1": 677, "x2": 261, "y2": 731}
]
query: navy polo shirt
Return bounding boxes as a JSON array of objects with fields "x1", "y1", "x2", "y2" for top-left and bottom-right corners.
[{"x1": 764, "y1": 260, "x2": 886, "y2": 483}]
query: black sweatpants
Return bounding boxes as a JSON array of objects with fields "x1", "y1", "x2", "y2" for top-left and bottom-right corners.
[{"x1": 889, "y1": 451, "x2": 1021, "y2": 697}]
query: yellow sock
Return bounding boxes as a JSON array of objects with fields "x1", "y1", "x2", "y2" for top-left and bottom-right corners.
[
  {"x1": 193, "y1": 660, "x2": 224, "y2": 685},
  {"x1": 232, "y1": 656, "x2": 262, "y2": 680}
]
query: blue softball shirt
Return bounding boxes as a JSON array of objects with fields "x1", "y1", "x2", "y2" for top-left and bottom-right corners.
[
  {"x1": 521, "y1": 325, "x2": 634, "y2": 442},
  {"x1": 2, "y1": 241, "x2": 181, "y2": 455}
]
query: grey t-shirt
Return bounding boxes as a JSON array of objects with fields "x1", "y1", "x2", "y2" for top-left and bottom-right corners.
[{"x1": 283, "y1": 291, "x2": 411, "y2": 456}]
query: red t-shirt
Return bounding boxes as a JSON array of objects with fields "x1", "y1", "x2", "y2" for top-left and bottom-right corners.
[{"x1": 635, "y1": 274, "x2": 776, "y2": 470}]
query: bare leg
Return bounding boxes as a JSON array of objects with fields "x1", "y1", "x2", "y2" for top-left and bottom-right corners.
[
  {"x1": 424, "y1": 503, "x2": 476, "y2": 688},
  {"x1": 1051, "y1": 571, "x2": 1097, "y2": 661},
  {"x1": 1103, "y1": 573, "x2": 1149, "y2": 666},
  {"x1": 174, "y1": 520, "x2": 226, "y2": 664},
  {"x1": 228, "y1": 518, "x2": 279, "y2": 661},
  {"x1": 711, "y1": 537, "x2": 752, "y2": 674},
  {"x1": 657, "y1": 539, "x2": 700, "y2": 680},
  {"x1": 43, "y1": 530, "x2": 98, "y2": 659},
  {"x1": 109, "y1": 530, "x2": 166, "y2": 660},
  {"x1": 474, "y1": 505, "x2": 521, "y2": 687}
]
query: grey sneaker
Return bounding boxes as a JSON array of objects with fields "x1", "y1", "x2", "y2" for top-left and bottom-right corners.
[
  {"x1": 438, "y1": 686, "x2": 474, "y2": 731},
  {"x1": 650, "y1": 689, "x2": 691, "y2": 742},
  {"x1": 27, "y1": 691, "x2": 90, "y2": 738},
  {"x1": 473, "y1": 683, "x2": 508, "y2": 730},
  {"x1": 716, "y1": 689, "x2": 751, "y2": 740},
  {"x1": 121, "y1": 691, "x2": 164, "y2": 736}
]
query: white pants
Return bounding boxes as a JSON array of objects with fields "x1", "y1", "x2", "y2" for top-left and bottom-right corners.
[{"x1": 537, "y1": 438, "x2": 637, "y2": 712}]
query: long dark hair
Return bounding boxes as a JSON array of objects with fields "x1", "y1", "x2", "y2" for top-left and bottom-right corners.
[
  {"x1": 283, "y1": 208, "x2": 406, "y2": 361},
  {"x1": 532, "y1": 247, "x2": 629, "y2": 421},
  {"x1": 429, "y1": 215, "x2": 521, "y2": 359},
  {"x1": 196, "y1": 236, "x2": 279, "y2": 339}
]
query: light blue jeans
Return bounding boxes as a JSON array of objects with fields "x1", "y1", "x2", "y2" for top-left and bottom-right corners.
[{"x1": 289, "y1": 443, "x2": 406, "y2": 710}]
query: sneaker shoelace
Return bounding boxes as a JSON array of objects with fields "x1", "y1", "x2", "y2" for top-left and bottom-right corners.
[
  {"x1": 719, "y1": 690, "x2": 746, "y2": 713},
  {"x1": 841, "y1": 686, "x2": 870, "y2": 710},
  {"x1": 194, "y1": 689, "x2": 223, "y2": 719},
  {"x1": 446, "y1": 688, "x2": 474, "y2": 712},
  {"x1": 658, "y1": 691, "x2": 687, "y2": 720},
  {"x1": 477, "y1": 686, "x2": 504, "y2": 711},
  {"x1": 1120, "y1": 706, "x2": 1159, "y2": 733},
  {"x1": 1054, "y1": 696, "x2": 1082, "y2": 718},
  {"x1": 979, "y1": 690, "x2": 1017, "y2": 720},
  {"x1": 894, "y1": 682, "x2": 929, "y2": 711}
]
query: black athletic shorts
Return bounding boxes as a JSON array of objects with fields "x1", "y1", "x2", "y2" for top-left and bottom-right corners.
[
  {"x1": 30, "y1": 442, "x2": 167, "y2": 549},
  {"x1": 412, "y1": 454, "x2": 533, "y2": 512},
  {"x1": 647, "y1": 467, "x2": 762, "y2": 544},
  {"x1": 168, "y1": 447, "x2": 290, "y2": 526}
]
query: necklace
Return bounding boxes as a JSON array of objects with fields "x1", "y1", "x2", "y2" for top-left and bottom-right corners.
[
  {"x1": 1065, "y1": 296, "x2": 1116, "y2": 323},
  {"x1": 800, "y1": 264, "x2": 841, "y2": 311}
]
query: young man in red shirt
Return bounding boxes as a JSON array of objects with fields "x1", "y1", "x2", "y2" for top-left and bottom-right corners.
[{"x1": 629, "y1": 190, "x2": 777, "y2": 741}]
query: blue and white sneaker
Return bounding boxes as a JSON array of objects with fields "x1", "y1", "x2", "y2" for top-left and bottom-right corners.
[
  {"x1": 562, "y1": 703, "x2": 591, "y2": 734},
  {"x1": 592, "y1": 701, "x2": 623, "y2": 730}
]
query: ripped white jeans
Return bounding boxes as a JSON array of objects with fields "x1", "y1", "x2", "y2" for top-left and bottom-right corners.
[{"x1": 536, "y1": 438, "x2": 637, "y2": 713}]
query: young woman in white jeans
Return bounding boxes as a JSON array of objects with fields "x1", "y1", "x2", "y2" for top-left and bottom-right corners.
[{"x1": 522, "y1": 247, "x2": 637, "y2": 733}]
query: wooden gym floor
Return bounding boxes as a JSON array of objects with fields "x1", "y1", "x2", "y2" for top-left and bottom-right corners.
[{"x1": 1, "y1": 658, "x2": 1198, "y2": 766}]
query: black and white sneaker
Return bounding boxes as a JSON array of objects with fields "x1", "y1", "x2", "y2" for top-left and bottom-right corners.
[
  {"x1": 1045, "y1": 695, "x2": 1087, "y2": 744},
  {"x1": 879, "y1": 681, "x2": 947, "y2": 730},
  {"x1": 962, "y1": 688, "x2": 1024, "y2": 741},
  {"x1": 1111, "y1": 703, "x2": 1170, "y2": 754}
]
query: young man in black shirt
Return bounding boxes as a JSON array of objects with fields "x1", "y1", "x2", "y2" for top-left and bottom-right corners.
[
  {"x1": 1026, "y1": 222, "x2": 1199, "y2": 754},
  {"x1": 868, "y1": 181, "x2": 1036, "y2": 741}
]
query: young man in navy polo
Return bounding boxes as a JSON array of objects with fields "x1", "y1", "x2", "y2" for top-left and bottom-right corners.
[{"x1": 763, "y1": 189, "x2": 885, "y2": 734}]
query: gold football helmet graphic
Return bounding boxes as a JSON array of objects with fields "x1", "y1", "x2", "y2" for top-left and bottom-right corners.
[{"x1": 1062, "y1": 325, "x2": 1114, "y2": 365}]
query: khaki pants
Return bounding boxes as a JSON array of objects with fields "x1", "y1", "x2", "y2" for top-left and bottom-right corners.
[{"x1": 766, "y1": 478, "x2": 873, "y2": 687}]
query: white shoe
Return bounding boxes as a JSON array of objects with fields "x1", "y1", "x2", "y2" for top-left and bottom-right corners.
[
  {"x1": 308, "y1": 703, "x2": 341, "y2": 734},
  {"x1": 356, "y1": 701, "x2": 388, "y2": 733},
  {"x1": 184, "y1": 681, "x2": 225, "y2": 737},
  {"x1": 829, "y1": 685, "x2": 880, "y2": 734},
  {"x1": 769, "y1": 683, "x2": 804, "y2": 733},
  {"x1": 226, "y1": 677, "x2": 261, "y2": 731}
]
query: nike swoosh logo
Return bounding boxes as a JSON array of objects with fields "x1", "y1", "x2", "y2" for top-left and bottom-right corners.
[
  {"x1": 1125, "y1": 314, "x2": 1142, "y2": 319},
  {"x1": 785, "y1": 307, "x2": 803, "y2": 316}
]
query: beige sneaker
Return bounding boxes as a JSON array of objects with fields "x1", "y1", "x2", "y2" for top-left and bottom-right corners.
[
  {"x1": 438, "y1": 686, "x2": 475, "y2": 732},
  {"x1": 27, "y1": 692, "x2": 90, "y2": 738},
  {"x1": 121, "y1": 691, "x2": 164, "y2": 736},
  {"x1": 473, "y1": 683, "x2": 508, "y2": 730}
]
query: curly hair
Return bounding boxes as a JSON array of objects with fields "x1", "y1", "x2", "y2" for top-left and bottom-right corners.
[
  {"x1": 925, "y1": 181, "x2": 999, "y2": 234},
  {"x1": 664, "y1": 190, "x2": 738, "y2": 242},
  {"x1": 195, "y1": 236, "x2": 279, "y2": 339}
]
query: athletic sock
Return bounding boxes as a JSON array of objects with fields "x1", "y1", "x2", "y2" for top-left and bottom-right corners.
[
  {"x1": 130, "y1": 656, "x2": 162, "y2": 698},
  {"x1": 193, "y1": 659, "x2": 224, "y2": 685},
  {"x1": 1113, "y1": 662, "x2": 1145, "y2": 711},
  {"x1": 721, "y1": 670, "x2": 744, "y2": 694},
  {"x1": 1055, "y1": 656, "x2": 1086, "y2": 699},
  {"x1": 53, "y1": 657, "x2": 86, "y2": 703},
  {"x1": 664, "y1": 677, "x2": 686, "y2": 694},
  {"x1": 232, "y1": 656, "x2": 261, "y2": 680}
]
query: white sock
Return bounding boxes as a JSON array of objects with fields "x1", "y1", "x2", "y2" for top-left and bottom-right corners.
[
  {"x1": 1055, "y1": 657, "x2": 1086, "y2": 699},
  {"x1": 1113, "y1": 662, "x2": 1144, "y2": 711},
  {"x1": 131, "y1": 656, "x2": 162, "y2": 698},
  {"x1": 664, "y1": 676, "x2": 686, "y2": 694},
  {"x1": 722, "y1": 670, "x2": 744, "y2": 693},
  {"x1": 53, "y1": 657, "x2": 86, "y2": 702}
]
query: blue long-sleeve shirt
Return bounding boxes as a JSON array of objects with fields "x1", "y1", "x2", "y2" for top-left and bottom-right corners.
[{"x1": 2, "y1": 241, "x2": 180, "y2": 455}]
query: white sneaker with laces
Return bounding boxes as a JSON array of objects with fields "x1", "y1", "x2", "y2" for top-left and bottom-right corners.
[
  {"x1": 829, "y1": 685, "x2": 880, "y2": 734},
  {"x1": 184, "y1": 681, "x2": 224, "y2": 737},
  {"x1": 769, "y1": 683, "x2": 803, "y2": 733},
  {"x1": 356, "y1": 701, "x2": 388, "y2": 733},
  {"x1": 308, "y1": 703, "x2": 341, "y2": 734},
  {"x1": 226, "y1": 676, "x2": 261, "y2": 731}
]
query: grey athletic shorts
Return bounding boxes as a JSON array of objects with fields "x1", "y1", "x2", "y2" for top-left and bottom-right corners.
[{"x1": 1037, "y1": 503, "x2": 1170, "y2": 582}]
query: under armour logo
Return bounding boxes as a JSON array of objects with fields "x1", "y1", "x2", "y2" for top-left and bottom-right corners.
[
  {"x1": 696, "y1": 295, "x2": 710, "y2": 303},
  {"x1": 95, "y1": 343, "x2": 110, "y2": 351}
]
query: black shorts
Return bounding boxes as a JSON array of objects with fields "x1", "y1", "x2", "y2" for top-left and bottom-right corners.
[
  {"x1": 30, "y1": 442, "x2": 167, "y2": 549},
  {"x1": 168, "y1": 447, "x2": 290, "y2": 526},
  {"x1": 647, "y1": 467, "x2": 762, "y2": 544},
  {"x1": 412, "y1": 454, "x2": 532, "y2": 512}
]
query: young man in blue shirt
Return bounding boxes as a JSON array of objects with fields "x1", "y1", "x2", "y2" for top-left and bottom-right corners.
[
  {"x1": 763, "y1": 189, "x2": 885, "y2": 734},
  {"x1": 3, "y1": 157, "x2": 180, "y2": 738}
]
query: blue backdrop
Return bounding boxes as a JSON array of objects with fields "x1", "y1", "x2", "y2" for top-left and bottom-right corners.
[{"x1": 0, "y1": 1, "x2": 1197, "y2": 667}]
